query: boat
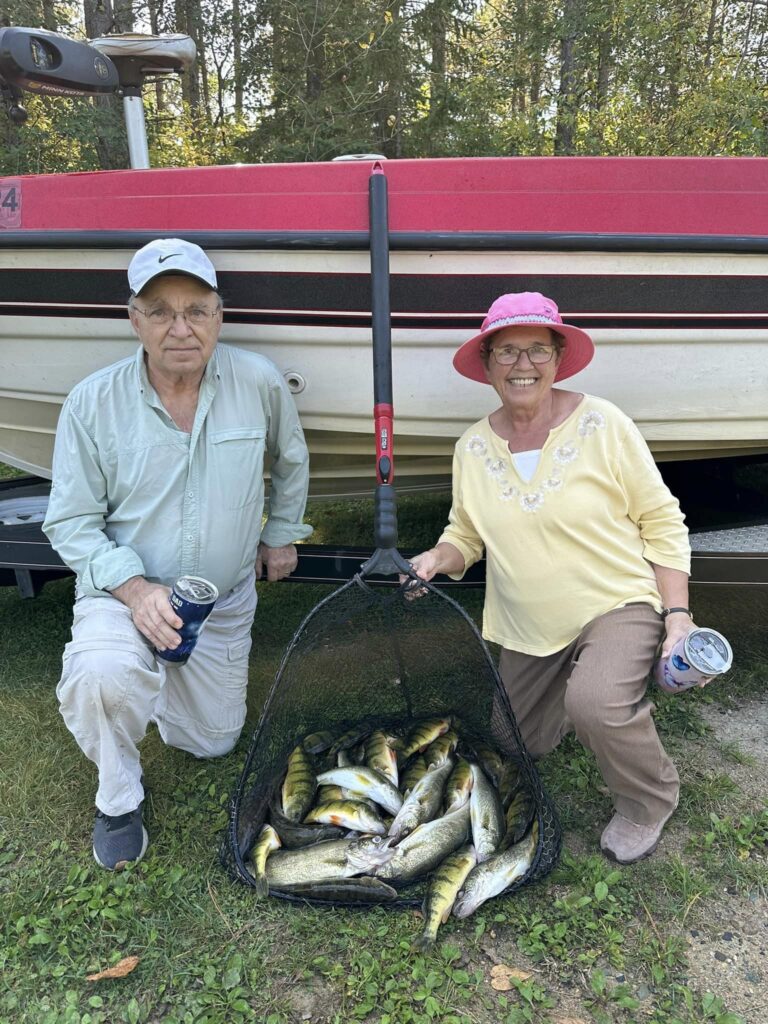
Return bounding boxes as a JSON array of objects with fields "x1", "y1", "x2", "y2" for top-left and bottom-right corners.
[{"x1": 2, "y1": 31, "x2": 768, "y2": 497}]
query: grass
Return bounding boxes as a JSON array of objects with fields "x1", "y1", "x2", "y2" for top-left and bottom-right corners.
[{"x1": 1, "y1": 488, "x2": 766, "y2": 1023}]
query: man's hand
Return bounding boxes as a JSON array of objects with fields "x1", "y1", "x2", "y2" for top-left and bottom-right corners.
[
  {"x1": 256, "y1": 542, "x2": 298, "y2": 582},
  {"x1": 111, "y1": 576, "x2": 183, "y2": 649}
]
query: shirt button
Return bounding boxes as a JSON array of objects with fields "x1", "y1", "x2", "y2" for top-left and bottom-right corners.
[
  {"x1": 186, "y1": 534, "x2": 193, "y2": 540},
  {"x1": 187, "y1": 491, "x2": 193, "y2": 498}
]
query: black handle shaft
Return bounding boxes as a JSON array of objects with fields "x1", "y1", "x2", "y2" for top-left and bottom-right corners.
[{"x1": 369, "y1": 165, "x2": 392, "y2": 407}]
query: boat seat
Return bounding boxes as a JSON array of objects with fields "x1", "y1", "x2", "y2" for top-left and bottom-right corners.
[{"x1": 89, "y1": 33, "x2": 196, "y2": 87}]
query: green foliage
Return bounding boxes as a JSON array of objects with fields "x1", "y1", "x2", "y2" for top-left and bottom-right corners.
[
  {"x1": 4, "y1": 1, "x2": 768, "y2": 171},
  {"x1": 688, "y1": 808, "x2": 768, "y2": 860},
  {"x1": 0, "y1": 498, "x2": 764, "y2": 1023}
]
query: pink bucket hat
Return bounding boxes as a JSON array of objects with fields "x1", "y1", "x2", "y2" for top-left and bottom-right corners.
[{"x1": 453, "y1": 292, "x2": 594, "y2": 384}]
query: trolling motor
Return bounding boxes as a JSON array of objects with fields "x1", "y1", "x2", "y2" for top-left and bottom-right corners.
[
  {"x1": 0, "y1": 26, "x2": 118, "y2": 124},
  {"x1": 89, "y1": 34, "x2": 196, "y2": 168},
  {"x1": 0, "y1": 26, "x2": 196, "y2": 170}
]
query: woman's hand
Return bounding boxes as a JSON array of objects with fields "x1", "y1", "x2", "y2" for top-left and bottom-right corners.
[
  {"x1": 399, "y1": 543, "x2": 466, "y2": 597},
  {"x1": 408, "y1": 549, "x2": 443, "y2": 584},
  {"x1": 661, "y1": 612, "x2": 713, "y2": 688},
  {"x1": 660, "y1": 611, "x2": 695, "y2": 658}
]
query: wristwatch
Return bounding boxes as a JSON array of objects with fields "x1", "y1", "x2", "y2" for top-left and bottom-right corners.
[{"x1": 662, "y1": 607, "x2": 692, "y2": 619}]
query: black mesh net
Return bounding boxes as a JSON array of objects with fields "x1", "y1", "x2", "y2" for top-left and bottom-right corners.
[{"x1": 222, "y1": 574, "x2": 562, "y2": 907}]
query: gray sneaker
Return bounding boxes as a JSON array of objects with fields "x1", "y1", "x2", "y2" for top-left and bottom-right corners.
[{"x1": 93, "y1": 805, "x2": 148, "y2": 870}]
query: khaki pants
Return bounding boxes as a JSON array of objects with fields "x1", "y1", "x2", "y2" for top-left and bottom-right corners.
[
  {"x1": 56, "y1": 572, "x2": 257, "y2": 816},
  {"x1": 499, "y1": 603, "x2": 679, "y2": 825}
]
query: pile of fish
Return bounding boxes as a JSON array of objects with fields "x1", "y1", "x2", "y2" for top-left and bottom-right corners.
[{"x1": 248, "y1": 717, "x2": 539, "y2": 945}]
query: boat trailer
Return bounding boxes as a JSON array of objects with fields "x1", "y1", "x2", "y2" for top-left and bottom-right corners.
[{"x1": 1, "y1": 476, "x2": 766, "y2": 598}]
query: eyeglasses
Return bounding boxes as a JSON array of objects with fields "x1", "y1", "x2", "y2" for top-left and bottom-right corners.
[
  {"x1": 133, "y1": 305, "x2": 221, "y2": 327},
  {"x1": 489, "y1": 343, "x2": 558, "y2": 367}
]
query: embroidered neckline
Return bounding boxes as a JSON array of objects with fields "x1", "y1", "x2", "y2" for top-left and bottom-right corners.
[{"x1": 465, "y1": 408, "x2": 606, "y2": 512}]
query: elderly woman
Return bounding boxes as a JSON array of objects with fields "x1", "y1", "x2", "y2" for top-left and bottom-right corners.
[{"x1": 409, "y1": 291, "x2": 693, "y2": 865}]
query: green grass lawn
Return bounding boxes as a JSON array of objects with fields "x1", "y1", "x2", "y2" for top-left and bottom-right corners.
[{"x1": 1, "y1": 492, "x2": 766, "y2": 1024}]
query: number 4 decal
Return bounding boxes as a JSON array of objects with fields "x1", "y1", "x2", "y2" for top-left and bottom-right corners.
[
  {"x1": 1, "y1": 187, "x2": 18, "y2": 211},
  {"x1": 0, "y1": 179, "x2": 22, "y2": 227}
]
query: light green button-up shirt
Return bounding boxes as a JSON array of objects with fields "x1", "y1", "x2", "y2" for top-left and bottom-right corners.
[{"x1": 43, "y1": 343, "x2": 313, "y2": 598}]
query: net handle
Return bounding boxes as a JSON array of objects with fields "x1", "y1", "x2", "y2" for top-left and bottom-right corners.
[{"x1": 365, "y1": 163, "x2": 413, "y2": 577}]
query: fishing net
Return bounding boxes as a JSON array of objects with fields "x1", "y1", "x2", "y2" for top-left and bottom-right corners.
[{"x1": 222, "y1": 573, "x2": 562, "y2": 908}]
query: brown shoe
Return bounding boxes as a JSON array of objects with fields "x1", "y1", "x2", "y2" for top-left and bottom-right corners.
[{"x1": 600, "y1": 806, "x2": 676, "y2": 865}]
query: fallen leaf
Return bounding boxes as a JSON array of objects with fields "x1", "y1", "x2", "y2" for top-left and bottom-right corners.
[
  {"x1": 491, "y1": 975, "x2": 512, "y2": 991},
  {"x1": 489, "y1": 964, "x2": 533, "y2": 989},
  {"x1": 86, "y1": 955, "x2": 140, "y2": 981},
  {"x1": 490, "y1": 964, "x2": 532, "y2": 981},
  {"x1": 551, "y1": 1017, "x2": 589, "y2": 1024}
]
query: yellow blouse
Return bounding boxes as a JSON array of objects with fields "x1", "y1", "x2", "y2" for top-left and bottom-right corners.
[{"x1": 438, "y1": 395, "x2": 690, "y2": 656}]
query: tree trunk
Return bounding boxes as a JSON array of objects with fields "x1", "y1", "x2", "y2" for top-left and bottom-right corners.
[
  {"x1": 373, "y1": 0, "x2": 404, "y2": 158},
  {"x1": 427, "y1": 0, "x2": 448, "y2": 151},
  {"x1": 233, "y1": 0, "x2": 243, "y2": 116},
  {"x1": 147, "y1": 0, "x2": 167, "y2": 113},
  {"x1": 41, "y1": 0, "x2": 57, "y2": 31},
  {"x1": 176, "y1": 0, "x2": 204, "y2": 116},
  {"x1": 554, "y1": 0, "x2": 578, "y2": 154},
  {"x1": 83, "y1": 0, "x2": 131, "y2": 169}
]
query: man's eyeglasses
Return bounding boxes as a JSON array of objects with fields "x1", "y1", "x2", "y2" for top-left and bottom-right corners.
[
  {"x1": 490, "y1": 343, "x2": 558, "y2": 367},
  {"x1": 133, "y1": 305, "x2": 221, "y2": 327}
]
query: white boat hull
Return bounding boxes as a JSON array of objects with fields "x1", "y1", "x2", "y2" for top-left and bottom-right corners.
[{"x1": 2, "y1": 245, "x2": 768, "y2": 496}]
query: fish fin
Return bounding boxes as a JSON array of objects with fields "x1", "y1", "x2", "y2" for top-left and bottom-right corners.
[
  {"x1": 413, "y1": 931, "x2": 436, "y2": 951},
  {"x1": 253, "y1": 876, "x2": 269, "y2": 899},
  {"x1": 440, "y1": 906, "x2": 452, "y2": 924}
]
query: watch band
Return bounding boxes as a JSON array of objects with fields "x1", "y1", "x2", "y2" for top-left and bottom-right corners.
[{"x1": 662, "y1": 607, "x2": 692, "y2": 619}]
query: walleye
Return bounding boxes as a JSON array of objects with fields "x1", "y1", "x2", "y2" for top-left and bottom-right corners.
[
  {"x1": 305, "y1": 799, "x2": 388, "y2": 835},
  {"x1": 416, "y1": 844, "x2": 477, "y2": 948},
  {"x1": 398, "y1": 718, "x2": 452, "y2": 761},
  {"x1": 316, "y1": 766, "x2": 404, "y2": 816},
  {"x1": 469, "y1": 764, "x2": 505, "y2": 862},
  {"x1": 388, "y1": 759, "x2": 454, "y2": 841},
  {"x1": 250, "y1": 824, "x2": 281, "y2": 898},
  {"x1": 444, "y1": 758, "x2": 473, "y2": 813},
  {"x1": 265, "y1": 835, "x2": 395, "y2": 887},
  {"x1": 453, "y1": 822, "x2": 539, "y2": 919},
  {"x1": 365, "y1": 730, "x2": 399, "y2": 787},
  {"x1": 424, "y1": 729, "x2": 459, "y2": 769},
  {"x1": 269, "y1": 798, "x2": 345, "y2": 848},
  {"x1": 270, "y1": 875, "x2": 399, "y2": 903},
  {"x1": 281, "y1": 745, "x2": 317, "y2": 822},
  {"x1": 377, "y1": 803, "x2": 471, "y2": 883}
]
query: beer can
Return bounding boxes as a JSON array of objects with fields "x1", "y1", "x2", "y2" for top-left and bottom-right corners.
[
  {"x1": 654, "y1": 627, "x2": 733, "y2": 694},
  {"x1": 155, "y1": 575, "x2": 219, "y2": 666}
]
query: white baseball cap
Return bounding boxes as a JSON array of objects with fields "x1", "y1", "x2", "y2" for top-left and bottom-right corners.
[{"x1": 128, "y1": 238, "x2": 218, "y2": 295}]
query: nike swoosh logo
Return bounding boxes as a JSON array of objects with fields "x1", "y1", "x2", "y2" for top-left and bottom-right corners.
[{"x1": 158, "y1": 253, "x2": 182, "y2": 263}]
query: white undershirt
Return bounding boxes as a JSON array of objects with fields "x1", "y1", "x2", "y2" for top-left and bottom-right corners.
[{"x1": 511, "y1": 448, "x2": 542, "y2": 483}]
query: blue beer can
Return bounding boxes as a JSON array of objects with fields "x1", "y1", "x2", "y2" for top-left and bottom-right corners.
[{"x1": 155, "y1": 575, "x2": 219, "y2": 665}]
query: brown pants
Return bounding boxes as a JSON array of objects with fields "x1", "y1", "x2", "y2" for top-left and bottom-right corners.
[{"x1": 499, "y1": 603, "x2": 679, "y2": 825}]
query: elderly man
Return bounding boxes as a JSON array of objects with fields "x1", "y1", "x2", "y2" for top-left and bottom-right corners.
[{"x1": 43, "y1": 238, "x2": 312, "y2": 870}]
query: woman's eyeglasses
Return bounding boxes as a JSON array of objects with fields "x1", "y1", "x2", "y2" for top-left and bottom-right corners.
[{"x1": 490, "y1": 343, "x2": 557, "y2": 367}]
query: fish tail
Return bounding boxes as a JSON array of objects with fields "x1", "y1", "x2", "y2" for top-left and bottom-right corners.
[
  {"x1": 413, "y1": 930, "x2": 437, "y2": 951},
  {"x1": 252, "y1": 875, "x2": 269, "y2": 899}
]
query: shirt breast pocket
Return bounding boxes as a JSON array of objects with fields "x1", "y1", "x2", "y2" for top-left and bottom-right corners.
[{"x1": 210, "y1": 427, "x2": 267, "y2": 510}]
